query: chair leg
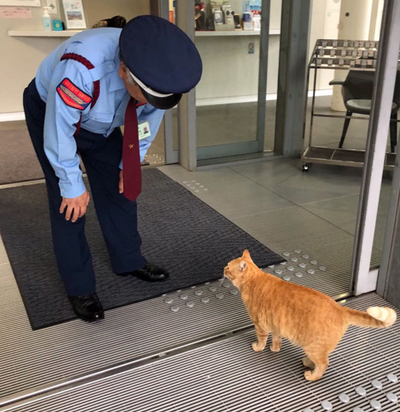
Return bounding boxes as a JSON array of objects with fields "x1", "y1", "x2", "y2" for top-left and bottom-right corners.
[
  {"x1": 390, "y1": 112, "x2": 397, "y2": 153},
  {"x1": 339, "y1": 110, "x2": 352, "y2": 149}
]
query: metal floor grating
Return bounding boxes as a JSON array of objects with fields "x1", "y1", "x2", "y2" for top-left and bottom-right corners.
[
  {"x1": 3, "y1": 294, "x2": 399, "y2": 412},
  {"x1": 0, "y1": 245, "x2": 351, "y2": 404}
]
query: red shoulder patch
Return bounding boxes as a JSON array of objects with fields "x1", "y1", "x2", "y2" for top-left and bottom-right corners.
[{"x1": 56, "y1": 78, "x2": 92, "y2": 110}]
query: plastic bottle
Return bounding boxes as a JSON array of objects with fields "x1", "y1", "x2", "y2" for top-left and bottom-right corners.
[
  {"x1": 42, "y1": 7, "x2": 51, "y2": 31},
  {"x1": 253, "y1": 11, "x2": 261, "y2": 30}
]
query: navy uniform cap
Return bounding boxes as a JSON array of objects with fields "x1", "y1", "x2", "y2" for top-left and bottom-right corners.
[{"x1": 120, "y1": 15, "x2": 202, "y2": 110}]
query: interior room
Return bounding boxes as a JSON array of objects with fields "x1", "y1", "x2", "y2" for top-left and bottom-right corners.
[{"x1": 0, "y1": 0, "x2": 399, "y2": 411}]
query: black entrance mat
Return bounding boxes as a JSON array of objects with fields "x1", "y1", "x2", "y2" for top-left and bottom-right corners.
[{"x1": 0, "y1": 169, "x2": 284, "y2": 329}]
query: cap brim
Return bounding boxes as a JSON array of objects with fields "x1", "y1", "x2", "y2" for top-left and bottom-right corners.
[{"x1": 140, "y1": 87, "x2": 182, "y2": 110}]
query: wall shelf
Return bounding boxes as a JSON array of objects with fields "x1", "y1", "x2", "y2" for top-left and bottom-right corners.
[
  {"x1": 8, "y1": 29, "x2": 280, "y2": 38},
  {"x1": 195, "y1": 29, "x2": 280, "y2": 37},
  {"x1": 8, "y1": 30, "x2": 82, "y2": 38}
]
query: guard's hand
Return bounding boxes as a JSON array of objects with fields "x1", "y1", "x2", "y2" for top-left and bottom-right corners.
[
  {"x1": 59, "y1": 190, "x2": 90, "y2": 223},
  {"x1": 119, "y1": 170, "x2": 124, "y2": 194}
]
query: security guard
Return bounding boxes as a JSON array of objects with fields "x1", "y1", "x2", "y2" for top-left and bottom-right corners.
[{"x1": 23, "y1": 16, "x2": 202, "y2": 322}]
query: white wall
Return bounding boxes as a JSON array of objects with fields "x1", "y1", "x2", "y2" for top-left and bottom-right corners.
[
  {"x1": 1, "y1": 0, "x2": 359, "y2": 114},
  {"x1": 196, "y1": 0, "x2": 281, "y2": 104},
  {"x1": 0, "y1": 6, "x2": 62, "y2": 113},
  {"x1": 195, "y1": 35, "x2": 281, "y2": 104},
  {"x1": 196, "y1": 0, "x2": 339, "y2": 105},
  {"x1": 0, "y1": 0, "x2": 150, "y2": 114}
]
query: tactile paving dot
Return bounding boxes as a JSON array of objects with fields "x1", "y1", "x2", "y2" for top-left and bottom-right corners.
[
  {"x1": 302, "y1": 254, "x2": 310, "y2": 259},
  {"x1": 281, "y1": 261, "x2": 287, "y2": 265},
  {"x1": 194, "y1": 290, "x2": 203, "y2": 296},
  {"x1": 186, "y1": 301, "x2": 195, "y2": 308},
  {"x1": 229, "y1": 289, "x2": 239, "y2": 295},
  {"x1": 319, "y1": 266, "x2": 327, "y2": 271},
  {"x1": 191, "y1": 285, "x2": 196, "y2": 289},
  {"x1": 321, "y1": 400, "x2": 333, "y2": 411},
  {"x1": 268, "y1": 265, "x2": 275, "y2": 268},
  {"x1": 180, "y1": 294, "x2": 188, "y2": 300},
  {"x1": 299, "y1": 263, "x2": 307, "y2": 268},
  {"x1": 275, "y1": 270, "x2": 283, "y2": 275},
  {"x1": 294, "y1": 249, "x2": 301, "y2": 254},
  {"x1": 387, "y1": 373, "x2": 398, "y2": 383},
  {"x1": 215, "y1": 293, "x2": 224, "y2": 299},
  {"x1": 287, "y1": 266, "x2": 295, "y2": 271},
  {"x1": 310, "y1": 260, "x2": 318, "y2": 265},
  {"x1": 307, "y1": 269, "x2": 315, "y2": 275},
  {"x1": 222, "y1": 282, "x2": 231, "y2": 288},
  {"x1": 201, "y1": 297, "x2": 210, "y2": 304},
  {"x1": 339, "y1": 393, "x2": 350, "y2": 403},
  {"x1": 356, "y1": 386, "x2": 367, "y2": 396},
  {"x1": 164, "y1": 297, "x2": 173, "y2": 304},
  {"x1": 291, "y1": 257, "x2": 298, "y2": 262},
  {"x1": 209, "y1": 286, "x2": 217, "y2": 292},
  {"x1": 170, "y1": 305, "x2": 179, "y2": 312},
  {"x1": 372, "y1": 379, "x2": 382, "y2": 389},
  {"x1": 283, "y1": 252, "x2": 290, "y2": 257},
  {"x1": 370, "y1": 400, "x2": 381, "y2": 410},
  {"x1": 295, "y1": 272, "x2": 303, "y2": 278},
  {"x1": 387, "y1": 392, "x2": 398, "y2": 403},
  {"x1": 283, "y1": 276, "x2": 291, "y2": 281}
]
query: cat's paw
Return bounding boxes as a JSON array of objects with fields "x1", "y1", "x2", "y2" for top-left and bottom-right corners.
[
  {"x1": 252, "y1": 342, "x2": 265, "y2": 352},
  {"x1": 304, "y1": 370, "x2": 321, "y2": 381},
  {"x1": 270, "y1": 344, "x2": 281, "y2": 352},
  {"x1": 304, "y1": 370, "x2": 314, "y2": 381}
]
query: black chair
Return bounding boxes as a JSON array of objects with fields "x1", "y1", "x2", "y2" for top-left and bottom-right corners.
[{"x1": 329, "y1": 70, "x2": 400, "y2": 153}]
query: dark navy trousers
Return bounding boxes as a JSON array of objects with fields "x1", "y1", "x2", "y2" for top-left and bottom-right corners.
[{"x1": 23, "y1": 79, "x2": 147, "y2": 296}]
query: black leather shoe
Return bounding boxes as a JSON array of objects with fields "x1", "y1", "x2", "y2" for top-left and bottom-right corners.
[
  {"x1": 118, "y1": 264, "x2": 169, "y2": 282},
  {"x1": 68, "y1": 293, "x2": 104, "y2": 322}
]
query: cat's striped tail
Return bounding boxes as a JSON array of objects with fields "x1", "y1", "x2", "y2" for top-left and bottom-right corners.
[{"x1": 344, "y1": 306, "x2": 397, "y2": 329}]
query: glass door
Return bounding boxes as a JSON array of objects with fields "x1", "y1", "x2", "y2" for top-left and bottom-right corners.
[{"x1": 193, "y1": 0, "x2": 276, "y2": 162}]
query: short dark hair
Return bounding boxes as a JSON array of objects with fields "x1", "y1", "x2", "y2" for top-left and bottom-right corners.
[
  {"x1": 105, "y1": 16, "x2": 127, "y2": 28},
  {"x1": 92, "y1": 15, "x2": 126, "y2": 29}
]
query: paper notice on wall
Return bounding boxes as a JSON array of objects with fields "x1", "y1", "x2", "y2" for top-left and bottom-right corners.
[
  {"x1": 46, "y1": 0, "x2": 57, "y2": 14},
  {"x1": 0, "y1": 6, "x2": 32, "y2": 18}
]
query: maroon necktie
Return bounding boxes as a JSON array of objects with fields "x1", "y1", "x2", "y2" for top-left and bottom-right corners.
[{"x1": 122, "y1": 98, "x2": 141, "y2": 201}]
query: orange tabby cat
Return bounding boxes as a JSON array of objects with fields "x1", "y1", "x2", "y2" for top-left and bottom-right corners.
[{"x1": 224, "y1": 250, "x2": 397, "y2": 381}]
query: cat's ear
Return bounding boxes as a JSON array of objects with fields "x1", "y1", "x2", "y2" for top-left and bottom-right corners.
[
  {"x1": 240, "y1": 260, "x2": 247, "y2": 272},
  {"x1": 242, "y1": 249, "x2": 252, "y2": 260}
]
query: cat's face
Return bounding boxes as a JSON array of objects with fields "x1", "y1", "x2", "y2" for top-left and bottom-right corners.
[
  {"x1": 224, "y1": 250, "x2": 252, "y2": 287},
  {"x1": 224, "y1": 259, "x2": 246, "y2": 281}
]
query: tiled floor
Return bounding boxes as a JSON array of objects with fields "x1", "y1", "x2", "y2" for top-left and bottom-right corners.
[
  {"x1": 151, "y1": 95, "x2": 391, "y2": 163},
  {"x1": 160, "y1": 157, "x2": 391, "y2": 297}
]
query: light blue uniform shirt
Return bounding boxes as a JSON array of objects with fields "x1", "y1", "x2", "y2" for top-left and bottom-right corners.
[{"x1": 35, "y1": 28, "x2": 164, "y2": 198}]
